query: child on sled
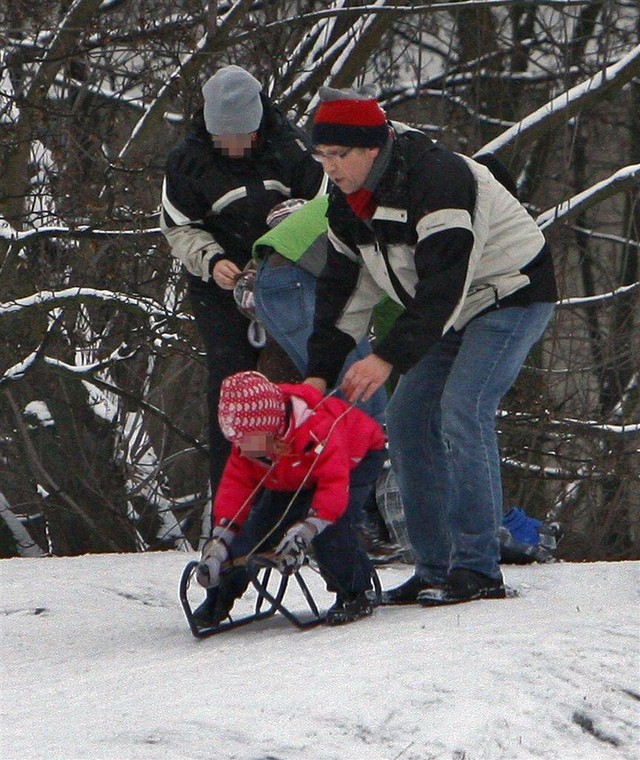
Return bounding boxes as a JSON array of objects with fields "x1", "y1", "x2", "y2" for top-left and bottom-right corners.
[{"x1": 193, "y1": 371, "x2": 386, "y2": 627}]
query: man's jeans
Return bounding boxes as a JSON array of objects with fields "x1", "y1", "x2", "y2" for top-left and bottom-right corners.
[
  {"x1": 253, "y1": 260, "x2": 387, "y2": 424},
  {"x1": 385, "y1": 302, "x2": 555, "y2": 582}
]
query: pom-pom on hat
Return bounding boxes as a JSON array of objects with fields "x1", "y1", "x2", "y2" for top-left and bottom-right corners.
[
  {"x1": 312, "y1": 86, "x2": 388, "y2": 148},
  {"x1": 266, "y1": 198, "x2": 307, "y2": 228},
  {"x1": 218, "y1": 371, "x2": 287, "y2": 443},
  {"x1": 202, "y1": 65, "x2": 263, "y2": 135}
]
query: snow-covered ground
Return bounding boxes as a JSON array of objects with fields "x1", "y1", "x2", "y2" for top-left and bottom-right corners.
[{"x1": 1, "y1": 553, "x2": 638, "y2": 760}]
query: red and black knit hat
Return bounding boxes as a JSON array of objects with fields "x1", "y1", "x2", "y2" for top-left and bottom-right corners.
[
  {"x1": 312, "y1": 86, "x2": 389, "y2": 148},
  {"x1": 218, "y1": 371, "x2": 287, "y2": 443}
]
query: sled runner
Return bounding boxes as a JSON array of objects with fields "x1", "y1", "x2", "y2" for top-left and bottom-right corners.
[{"x1": 179, "y1": 555, "x2": 382, "y2": 639}]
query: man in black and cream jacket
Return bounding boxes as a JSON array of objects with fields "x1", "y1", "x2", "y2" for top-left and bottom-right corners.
[{"x1": 304, "y1": 86, "x2": 557, "y2": 606}]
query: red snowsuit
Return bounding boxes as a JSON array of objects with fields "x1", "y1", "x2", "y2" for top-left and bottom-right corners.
[{"x1": 213, "y1": 382, "x2": 385, "y2": 529}]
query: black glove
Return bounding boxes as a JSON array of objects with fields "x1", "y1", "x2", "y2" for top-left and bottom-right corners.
[{"x1": 274, "y1": 517, "x2": 330, "y2": 574}]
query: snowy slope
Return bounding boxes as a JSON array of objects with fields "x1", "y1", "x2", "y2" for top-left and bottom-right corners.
[{"x1": 1, "y1": 553, "x2": 638, "y2": 760}]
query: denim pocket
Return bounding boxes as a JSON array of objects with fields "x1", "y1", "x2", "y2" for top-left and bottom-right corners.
[
  {"x1": 255, "y1": 265, "x2": 316, "y2": 338},
  {"x1": 260, "y1": 281, "x2": 308, "y2": 336}
]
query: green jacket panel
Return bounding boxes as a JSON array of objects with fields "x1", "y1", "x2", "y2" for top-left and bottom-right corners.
[{"x1": 252, "y1": 195, "x2": 329, "y2": 277}]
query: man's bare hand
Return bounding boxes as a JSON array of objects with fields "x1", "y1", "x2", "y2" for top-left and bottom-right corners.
[
  {"x1": 341, "y1": 355, "x2": 392, "y2": 403},
  {"x1": 212, "y1": 259, "x2": 242, "y2": 290}
]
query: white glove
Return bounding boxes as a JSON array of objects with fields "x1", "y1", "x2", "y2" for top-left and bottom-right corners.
[
  {"x1": 195, "y1": 525, "x2": 235, "y2": 588},
  {"x1": 274, "y1": 517, "x2": 330, "y2": 575}
]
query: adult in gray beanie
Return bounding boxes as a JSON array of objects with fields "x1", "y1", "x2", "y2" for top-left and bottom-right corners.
[{"x1": 160, "y1": 66, "x2": 325, "y2": 499}]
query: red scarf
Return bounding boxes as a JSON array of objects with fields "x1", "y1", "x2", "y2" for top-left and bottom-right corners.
[
  {"x1": 346, "y1": 188, "x2": 377, "y2": 220},
  {"x1": 345, "y1": 133, "x2": 393, "y2": 220}
]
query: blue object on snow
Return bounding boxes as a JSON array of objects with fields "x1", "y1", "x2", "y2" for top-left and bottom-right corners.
[{"x1": 502, "y1": 507, "x2": 542, "y2": 546}]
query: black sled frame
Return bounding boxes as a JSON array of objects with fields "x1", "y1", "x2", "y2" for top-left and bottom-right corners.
[{"x1": 179, "y1": 555, "x2": 381, "y2": 639}]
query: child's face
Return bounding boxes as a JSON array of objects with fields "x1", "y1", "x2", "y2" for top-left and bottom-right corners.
[{"x1": 236, "y1": 432, "x2": 277, "y2": 458}]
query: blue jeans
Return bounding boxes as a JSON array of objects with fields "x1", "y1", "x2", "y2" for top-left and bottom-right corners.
[
  {"x1": 385, "y1": 302, "x2": 555, "y2": 582},
  {"x1": 253, "y1": 260, "x2": 387, "y2": 424}
]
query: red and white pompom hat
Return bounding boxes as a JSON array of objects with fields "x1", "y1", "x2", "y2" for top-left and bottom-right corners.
[{"x1": 218, "y1": 371, "x2": 287, "y2": 443}]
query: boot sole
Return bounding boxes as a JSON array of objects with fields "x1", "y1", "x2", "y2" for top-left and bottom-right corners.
[
  {"x1": 325, "y1": 607, "x2": 373, "y2": 625},
  {"x1": 325, "y1": 608, "x2": 373, "y2": 626},
  {"x1": 381, "y1": 583, "x2": 444, "y2": 606},
  {"x1": 418, "y1": 587, "x2": 507, "y2": 606},
  {"x1": 380, "y1": 595, "x2": 425, "y2": 606}
]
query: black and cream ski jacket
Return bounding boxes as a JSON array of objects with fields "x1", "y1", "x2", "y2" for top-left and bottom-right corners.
[
  {"x1": 307, "y1": 125, "x2": 557, "y2": 384},
  {"x1": 160, "y1": 96, "x2": 326, "y2": 282}
]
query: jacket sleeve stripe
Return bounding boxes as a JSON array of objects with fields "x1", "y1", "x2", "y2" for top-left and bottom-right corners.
[
  {"x1": 211, "y1": 187, "x2": 249, "y2": 214},
  {"x1": 262, "y1": 179, "x2": 291, "y2": 195},
  {"x1": 315, "y1": 174, "x2": 330, "y2": 196},
  {"x1": 416, "y1": 208, "x2": 473, "y2": 242},
  {"x1": 161, "y1": 178, "x2": 203, "y2": 226}
]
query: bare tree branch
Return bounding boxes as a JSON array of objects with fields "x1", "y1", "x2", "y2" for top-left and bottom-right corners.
[
  {"x1": 0, "y1": 490, "x2": 46, "y2": 557},
  {"x1": 478, "y1": 44, "x2": 640, "y2": 157}
]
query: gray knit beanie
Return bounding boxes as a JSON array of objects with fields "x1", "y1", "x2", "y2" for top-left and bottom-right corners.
[{"x1": 202, "y1": 66, "x2": 263, "y2": 135}]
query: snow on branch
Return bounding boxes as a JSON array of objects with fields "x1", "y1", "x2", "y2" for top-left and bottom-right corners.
[
  {"x1": 547, "y1": 417, "x2": 640, "y2": 435},
  {"x1": 1, "y1": 347, "x2": 41, "y2": 383},
  {"x1": 42, "y1": 344, "x2": 137, "y2": 375},
  {"x1": 498, "y1": 409, "x2": 640, "y2": 435},
  {"x1": 478, "y1": 44, "x2": 640, "y2": 156},
  {"x1": 235, "y1": 0, "x2": 590, "y2": 43},
  {"x1": 556, "y1": 282, "x2": 639, "y2": 307},
  {"x1": 570, "y1": 226, "x2": 639, "y2": 251},
  {"x1": 305, "y1": 6, "x2": 384, "y2": 113},
  {"x1": 537, "y1": 165, "x2": 640, "y2": 229},
  {"x1": 0, "y1": 287, "x2": 187, "y2": 322},
  {"x1": 280, "y1": 0, "x2": 396, "y2": 117},
  {"x1": 0, "y1": 343, "x2": 136, "y2": 385},
  {"x1": 502, "y1": 456, "x2": 589, "y2": 480},
  {"x1": 0, "y1": 216, "x2": 18, "y2": 240},
  {"x1": 0, "y1": 223, "x2": 160, "y2": 244}
]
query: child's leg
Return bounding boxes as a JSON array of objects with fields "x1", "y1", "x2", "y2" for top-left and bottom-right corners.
[
  {"x1": 313, "y1": 515, "x2": 373, "y2": 596},
  {"x1": 346, "y1": 448, "x2": 387, "y2": 528},
  {"x1": 312, "y1": 452, "x2": 385, "y2": 594},
  {"x1": 192, "y1": 565, "x2": 251, "y2": 627}
]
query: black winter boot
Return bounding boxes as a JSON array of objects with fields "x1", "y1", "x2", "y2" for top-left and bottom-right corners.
[
  {"x1": 192, "y1": 566, "x2": 249, "y2": 628},
  {"x1": 418, "y1": 568, "x2": 506, "y2": 606},
  {"x1": 381, "y1": 575, "x2": 441, "y2": 605},
  {"x1": 192, "y1": 587, "x2": 222, "y2": 628},
  {"x1": 325, "y1": 592, "x2": 374, "y2": 626}
]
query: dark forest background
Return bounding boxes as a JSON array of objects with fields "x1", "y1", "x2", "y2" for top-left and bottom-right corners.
[{"x1": 1, "y1": 1, "x2": 638, "y2": 560}]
